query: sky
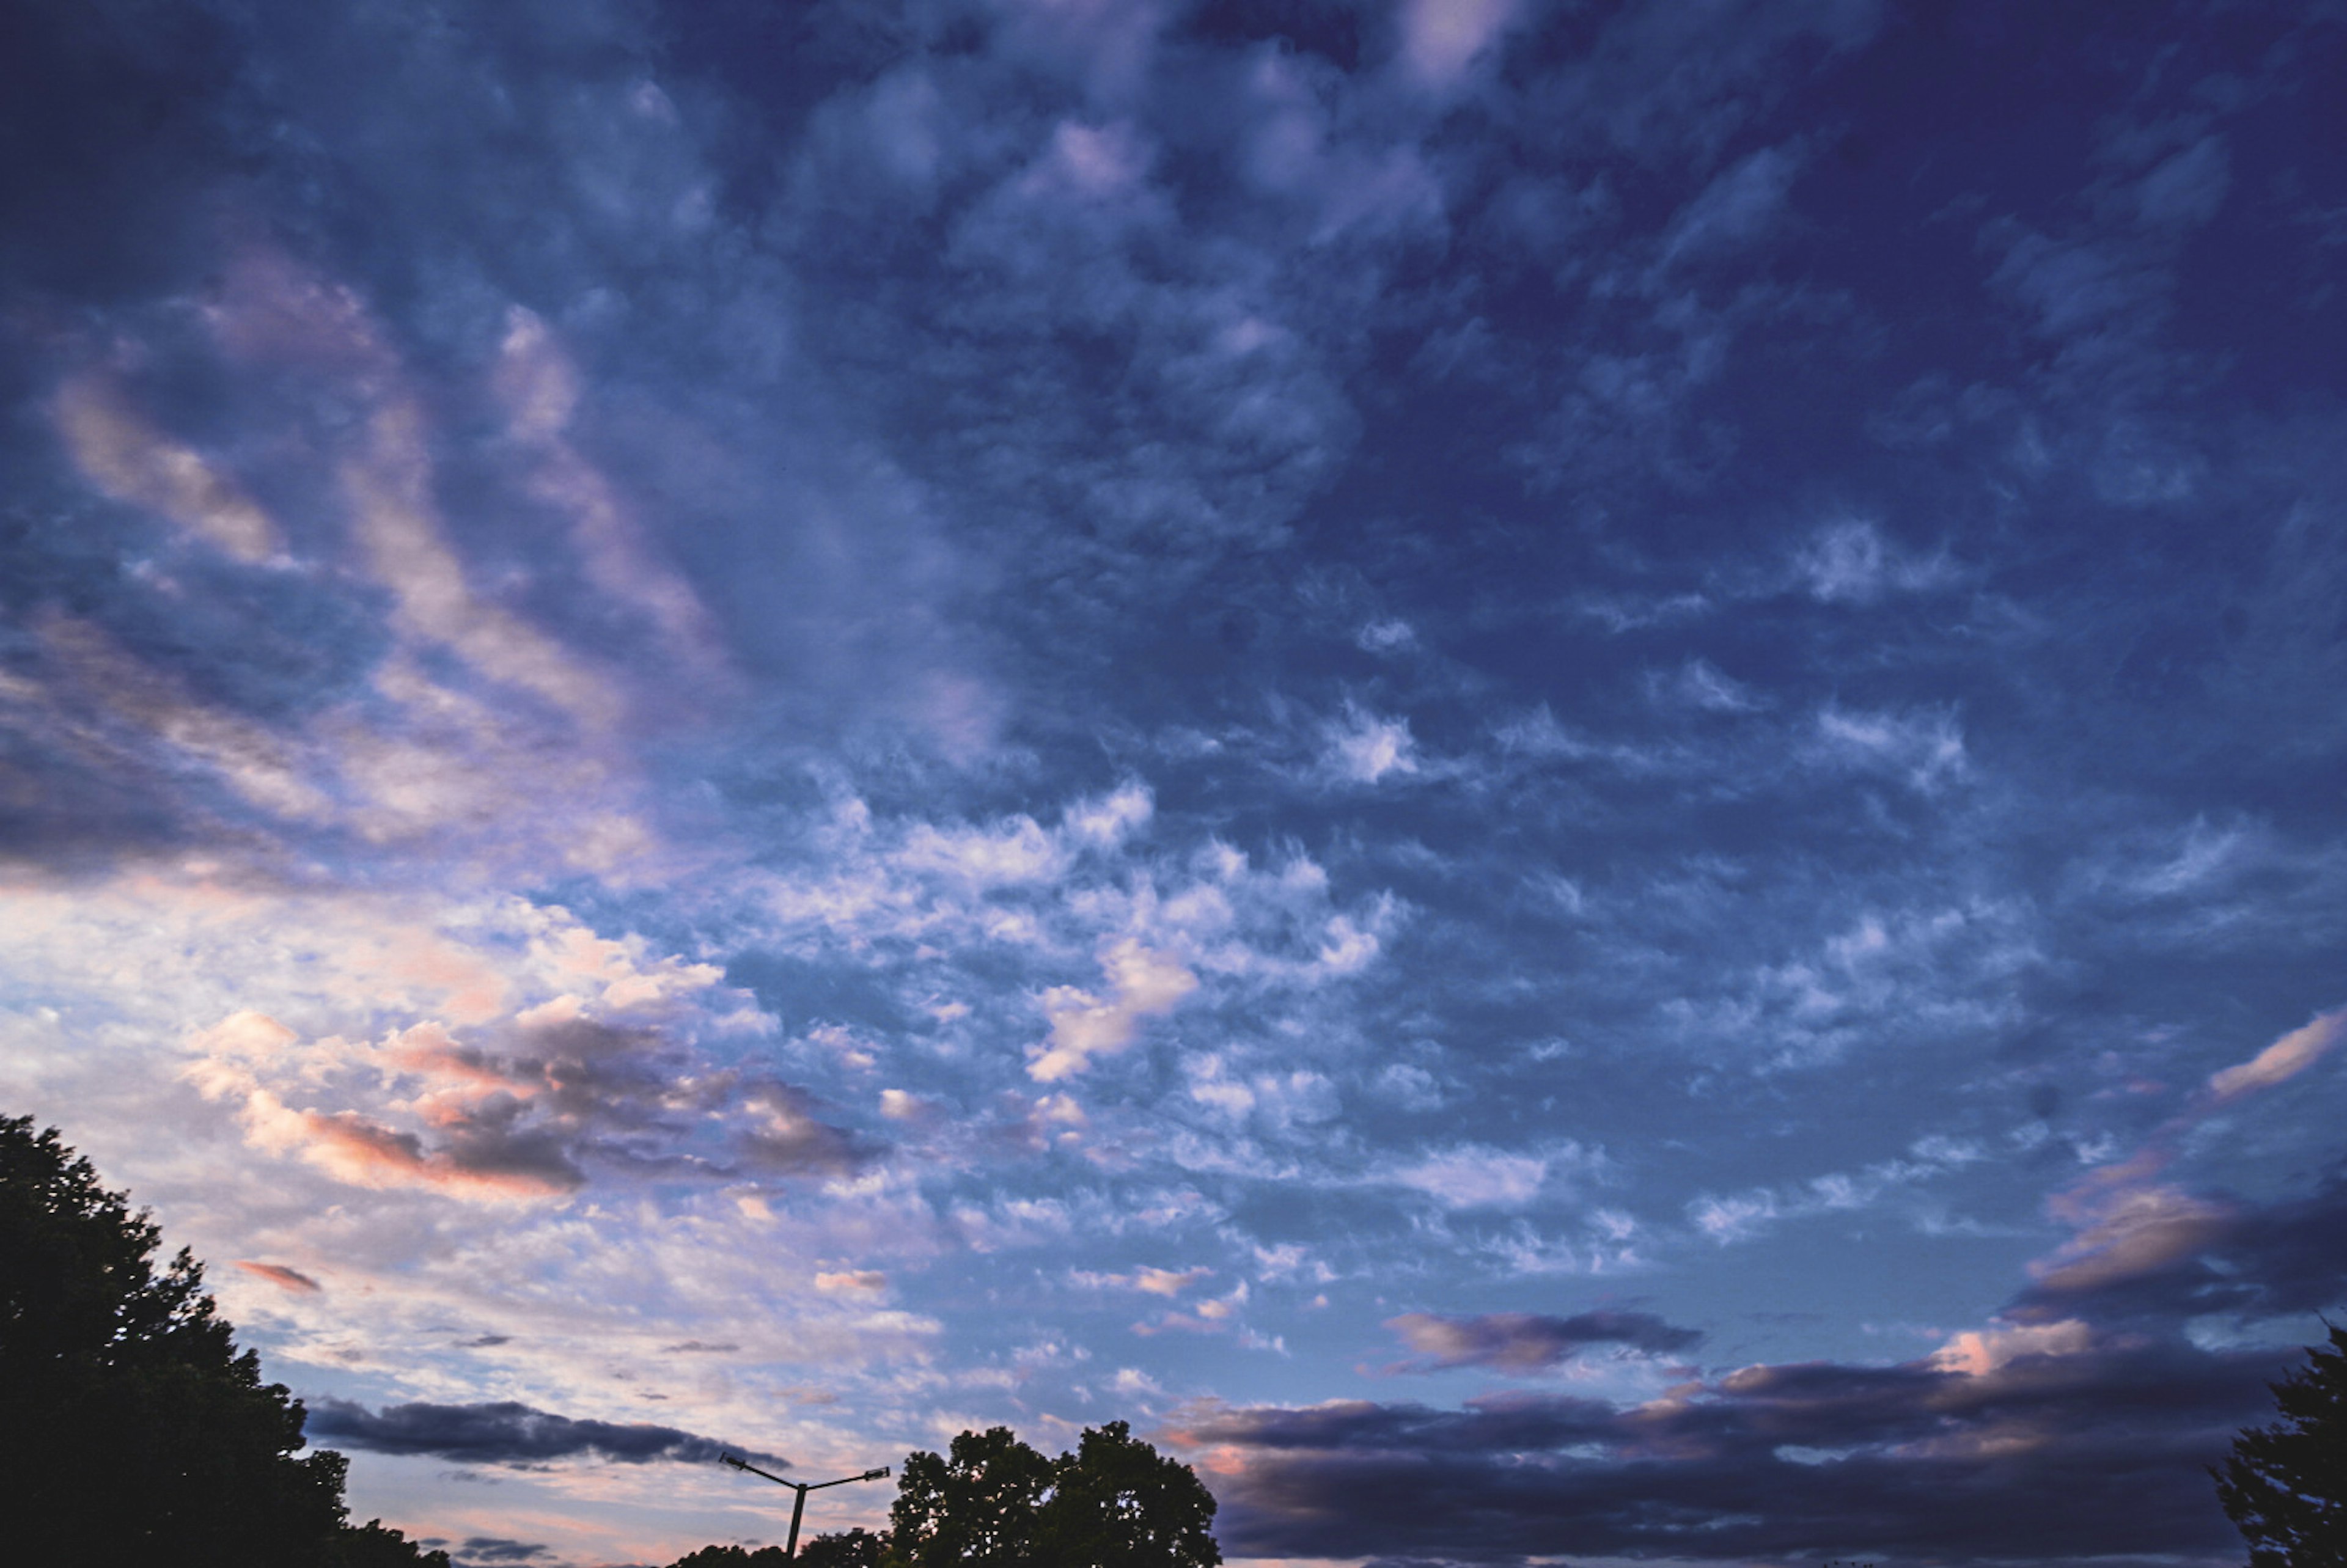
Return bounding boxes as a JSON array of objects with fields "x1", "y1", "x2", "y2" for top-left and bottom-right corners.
[{"x1": 3, "y1": 2, "x2": 2345, "y2": 1566}]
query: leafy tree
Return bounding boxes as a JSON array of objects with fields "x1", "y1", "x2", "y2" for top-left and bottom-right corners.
[
  {"x1": 889, "y1": 1426, "x2": 1058, "y2": 1568},
  {"x1": 0, "y1": 1115, "x2": 443, "y2": 1568},
  {"x1": 798, "y1": 1527, "x2": 889, "y2": 1567},
  {"x1": 883, "y1": 1422, "x2": 1219, "y2": 1568},
  {"x1": 1034, "y1": 1421, "x2": 1219, "y2": 1568},
  {"x1": 334, "y1": 1519, "x2": 455, "y2": 1568},
  {"x1": 2216, "y1": 1325, "x2": 2347, "y2": 1568},
  {"x1": 666, "y1": 1530, "x2": 881, "y2": 1568}
]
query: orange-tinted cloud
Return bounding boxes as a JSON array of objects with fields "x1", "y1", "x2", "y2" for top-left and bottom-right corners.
[{"x1": 233, "y1": 1260, "x2": 323, "y2": 1293}]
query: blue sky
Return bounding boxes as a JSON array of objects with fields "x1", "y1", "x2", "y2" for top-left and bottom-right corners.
[{"x1": 4, "y1": 2, "x2": 2345, "y2": 1565}]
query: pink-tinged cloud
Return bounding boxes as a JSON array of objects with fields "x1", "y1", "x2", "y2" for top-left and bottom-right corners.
[
  {"x1": 1398, "y1": 0, "x2": 1519, "y2": 89},
  {"x1": 1926, "y1": 1318, "x2": 2093, "y2": 1377},
  {"x1": 2030, "y1": 1184, "x2": 2233, "y2": 1294},
  {"x1": 234, "y1": 1260, "x2": 323, "y2": 1294},
  {"x1": 815, "y1": 1270, "x2": 887, "y2": 1294},
  {"x1": 242, "y1": 1090, "x2": 579, "y2": 1200},
  {"x1": 2206, "y1": 1008, "x2": 2345, "y2": 1102}
]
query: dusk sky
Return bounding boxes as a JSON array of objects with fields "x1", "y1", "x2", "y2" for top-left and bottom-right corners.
[{"x1": 4, "y1": 3, "x2": 2346, "y2": 1566}]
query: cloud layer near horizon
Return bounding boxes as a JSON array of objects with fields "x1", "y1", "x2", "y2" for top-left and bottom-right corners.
[{"x1": 4, "y1": 3, "x2": 2345, "y2": 1566}]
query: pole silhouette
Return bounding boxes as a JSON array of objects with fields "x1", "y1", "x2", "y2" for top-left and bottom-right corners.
[{"x1": 721, "y1": 1455, "x2": 891, "y2": 1560}]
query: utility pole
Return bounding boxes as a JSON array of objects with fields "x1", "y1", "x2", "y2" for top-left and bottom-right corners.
[{"x1": 721, "y1": 1454, "x2": 892, "y2": 1560}]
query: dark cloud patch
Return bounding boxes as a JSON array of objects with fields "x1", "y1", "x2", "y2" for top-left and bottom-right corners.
[
  {"x1": 2010, "y1": 1167, "x2": 2347, "y2": 1330},
  {"x1": 0, "y1": 0, "x2": 242, "y2": 304},
  {"x1": 1386, "y1": 1309, "x2": 1703, "y2": 1371},
  {"x1": 306, "y1": 1399, "x2": 779, "y2": 1470},
  {"x1": 367, "y1": 1016, "x2": 873, "y2": 1192},
  {"x1": 456, "y1": 1539, "x2": 550, "y2": 1564},
  {"x1": 1186, "y1": 1332, "x2": 2289, "y2": 1563},
  {"x1": 1199, "y1": 1168, "x2": 2347, "y2": 1563}
]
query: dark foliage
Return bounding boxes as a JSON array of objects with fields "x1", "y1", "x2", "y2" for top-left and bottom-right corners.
[
  {"x1": 890, "y1": 1426, "x2": 1059, "y2": 1568},
  {"x1": 675, "y1": 1423, "x2": 1219, "y2": 1568},
  {"x1": 1032, "y1": 1422, "x2": 1221, "y2": 1568},
  {"x1": 334, "y1": 1519, "x2": 455, "y2": 1568},
  {"x1": 665, "y1": 1527, "x2": 884, "y2": 1567},
  {"x1": 0, "y1": 1114, "x2": 444, "y2": 1568},
  {"x1": 887, "y1": 1422, "x2": 1219, "y2": 1568},
  {"x1": 799, "y1": 1528, "x2": 889, "y2": 1567},
  {"x1": 2216, "y1": 1325, "x2": 2347, "y2": 1568},
  {"x1": 670, "y1": 1547, "x2": 791, "y2": 1568}
]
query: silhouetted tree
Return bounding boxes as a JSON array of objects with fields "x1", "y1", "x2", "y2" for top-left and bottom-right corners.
[
  {"x1": 333, "y1": 1519, "x2": 454, "y2": 1568},
  {"x1": 2216, "y1": 1325, "x2": 2347, "y2": 1568},
  {"x1": 882, "y1": 1421, "x2": 1219, "y2": 1568},
  {"x1": 664, "y1": 1536, "x2": 884, "y2": 1568},
  {"x1": 1034, "y1": 1421, "x2": 1219, "y2": 1568},
  {"x1": 798, "y1": 1527, "x2": 889, "y2": 1567},
  {"x1": 0, "y1": 1115, "x2": 444, "y2": 1568},
  {"x1": 889, "y1": 1426, "x2": 1057, "y2": 1567}
]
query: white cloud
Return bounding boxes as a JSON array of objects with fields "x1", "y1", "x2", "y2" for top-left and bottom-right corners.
[
  {"x1": 1816, "y1": 703, "x2": 1968, "y2": 792},
  {"x1": 1028, "y1": 939, "x2": 1199, "y2": 1081},
  {"x1": 1390, "y1": 1146, "x2": 1554, "y2": 1209},
  {"x1": 1794, "y1": 519, "x2": 1960, "y2": 604},
  {"x1": 1326, "y1": 705, "x2": 1419, "y2": 785},
  {"x1": 1064, "y1": 783, "x2": 1154, "y2": 846}
]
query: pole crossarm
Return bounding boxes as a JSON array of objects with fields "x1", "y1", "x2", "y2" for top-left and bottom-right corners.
[{"x1": 720, "y1": 1454, "x2": 892, "y2": 1560}]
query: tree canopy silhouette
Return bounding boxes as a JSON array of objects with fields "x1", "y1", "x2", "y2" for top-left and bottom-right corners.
[
  {"x1": 676, "y1": 1422, "x2": 1220, "y2": 1568},
  {"x1": 670, "y1": 1534, "x2": 883, "y2": 1568},
  {"x1": 2216, "y1": 1324, "x2": 2347, "y2": 1568},
  {"x1": 886, "y1": 1422, "x2": 1219, "y2": 1568},
  {"x1": 0, "y1": 1113, "x2": 446, "y2": 1568}
]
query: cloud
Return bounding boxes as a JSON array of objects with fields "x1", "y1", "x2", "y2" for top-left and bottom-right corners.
[
  {"x1": 1791, "y1": 519, "x2": 1959, "y2": 604},
  {"x1": 1656, "y1": 144, "x2": 1801, "y2": 269},
  {"x1": 234, "y1": 1261, "x2": 323, "y2": 1294},
  {"x1": 1028, "y1": 938, "x2": 1199, "y2": 1082},
  {"x1": 1398, "y1": 0, "x2": 1519, "y2": 90},
  {"x1": 1324, "y1": 706, "x2": 1419, "y2": 785},
  {"x1": 56, "y1": 372, "x2": 282, "y2": 562},
  {"x1": 235, "y1": 1091, "x2": 583, "y2": 1201},
  {"x1": 1388, "y1": 1147, "x2": 1555, "y2": 1209},
  {"x1": 1814, "y1": 703, "x2": 1968, "y2": 792},
  {"x1": 814, "y1": 1270, "x2": 887, "y2": 1295},
  {"x1": 1075, "y1": 1265, "x2": 1214, "y2": 1298},
  {"x1": 2001, "y1": 1008, "x2": 2347, "y2": 1321},
  {"x1": 2206, "y1": 1008, "x2": 2345, "y2": 1102},
  {"x1": 306, "y1": 1399, "x2": 772, "y2": 1468},
  {"x1": 2030, "y1": 1184, "x2": 2235, "y2": 1295},
  {"x1": 161, "y1": 900, "x2": 867, "y2": 1203},
  {"x1": 1180, "y1": 1331, "x2": 2285, "y2": 1563},
  {"x1": 2010, "y1": 1167, "x2": 2347, "y2": 1332},
  {"x1": 1386, "y1": 1310, "x2": 1703, "y2": 1371}
]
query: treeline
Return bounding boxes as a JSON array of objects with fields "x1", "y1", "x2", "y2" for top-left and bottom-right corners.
[
  {"x1": 1, "y1": 1114, "x2": 449, "y2": 1567},
  {"x1": 669, "y1": 1422, "x2": 1221, "y2": 1568},
  {"x1": 3, "y1": 1114, "x2": 1220, "y2": 1568}
]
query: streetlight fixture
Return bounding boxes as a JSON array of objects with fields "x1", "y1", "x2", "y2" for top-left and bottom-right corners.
[{"x1": 721, "y1": 1454, "x2": 892, "y2": 1561}]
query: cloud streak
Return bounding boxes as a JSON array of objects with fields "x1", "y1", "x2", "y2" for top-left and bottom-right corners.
[
  {"x1": 1386, "y1": 1310, "x2": 1703, "y2": 1371},
  {"x1": 307, "y1": 1399, "x2": 774, "y2": 1469}
]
